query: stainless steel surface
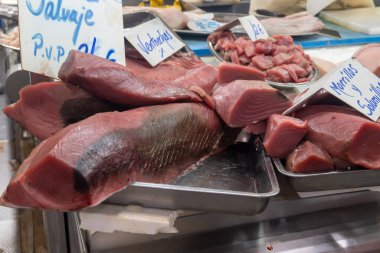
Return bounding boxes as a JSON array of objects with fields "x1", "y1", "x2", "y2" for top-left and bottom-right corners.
[
  {"x1": 65, "y1": 190, "x2": 380, "y2": 252},
  {"x1": 106, "y1": 139, "x2": 279, "y2": 215},
  {"x1": 111, "y1": 202, "x2": 380, "y2": 253},
  {"x1": 43, "y1": 212, "x2": 68, "y2": 253},
  {"x1": 274, "y1": 158, "x2": 380, "y2": 192}
]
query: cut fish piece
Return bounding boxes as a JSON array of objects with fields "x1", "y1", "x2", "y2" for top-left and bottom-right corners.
[
  {"x1": 213, "y1": 80, "x2": 292, "y2": 127},
  {"x1": 243, "y1": 120, "x2": 267, "y2": 135},
  {"x1": 58, "y1": 51, "x2": 206, "y2": 106},
  {"x1": 306, "y1": 112, "x2": 380, "y2": 169},
  {"x1": 217, "y1": 62, "x2": 266, "y2": 84},
  {"x1": 286, "y1": 141, "x2": 334, "y2": 173},
  {"x1": 3, "y1": 82, "x2": 120, "y2": 140},
  {"x1": 348, "y1": 123, "x2": 380, "y2": 169},
  {"x1": 0, "y1": 103, "x2": 237, "y2": 211},
  {"x1": 263, "y1": 115, "x2": 308, "y2": 158}
]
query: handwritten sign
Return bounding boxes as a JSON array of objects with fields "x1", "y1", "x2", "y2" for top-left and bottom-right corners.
[
  {"x1": 239, "y1": 15, "x2": 268, "y2": 41},
  {"x1": 18, "y1": 0, "x2": 125, "y2": 78},
  {"x1": 187, "y1": 19, "x2": 222, "y2": 33},
  {"x1": 283, "y1": 59, "x2": 380, "y2": 122},
  {"x1": 124, "y1": 18, "x2": 185, "y2": 67}
]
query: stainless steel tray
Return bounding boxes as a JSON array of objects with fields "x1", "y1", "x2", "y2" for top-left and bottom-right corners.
[
  {"x1": 106, "y1": 138, "x2": 279, "y2": 215},
  {"x1": 273, "y1": 158, "x2": 380, "y2": 192}
]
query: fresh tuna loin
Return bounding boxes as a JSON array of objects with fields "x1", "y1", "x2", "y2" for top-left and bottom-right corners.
[
  {"x1": 306, "y1": 112, "x2": 380, "y2": 169},
  {"x1": 3, "y1": 82, "x2": 120, "y2": 140},
  {"x1": 213, "y1": 80, "x2": 292, "y2": 127},
  {"x1": 58, "y1": 50, "x2": 212, "y2": 106},
  {"x1": 0, "y1": 103, "x2": 237, "y2": 210},
  {"x1": 286, "y1": 141, "x2": 334, "y2": 173},
  {"x1": 263, "y1": 115, "x2": 308, "y2": 158},
  {"x1": 217, "y1": 62, "x2": 266, "y2": 84}
]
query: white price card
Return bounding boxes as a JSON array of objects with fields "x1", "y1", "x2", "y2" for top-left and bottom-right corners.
[
  {"x1": 323, "y1": 59, "x2": 380, "y2": 121},
  {"x1": 124, "y1": 18, "x2": 185, "y2": 67},
  {"x1": 284, "y1": 59, "x2": 380, "y2": 122},
  {"x1": 239, "y1": 15, "x2": 268, "y2": 41},
  {"x1": 18, "y1": 0, "x2": 126, "y2": 79}
]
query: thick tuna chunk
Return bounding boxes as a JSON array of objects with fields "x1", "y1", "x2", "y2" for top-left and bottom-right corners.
[
  {"x1": 306, "y1": 112, "x2": 380, "y2": 169},
  {"x1": 295, "y1": 105, "x2": 365, "y2": 121},
  {"x1": 348, "y1": 123, "x2": 380, "y2": 169},
  {"x1": 0, "y1": 103, "x2": 237, "y2": 211},
  {"x1": 286, "y1": 141, "x2": 334, "y2": 173},
  {"x1": 263, "y1": 115, "x2": 308, "y2": 158},
  {"x1": 213, "y1": 80, "x2": 292, "y2": 127},
  {"x1": 58, "y1": 51, "x2": 207, "y2": 106},
  {"x1": 3, "y1": 82, "x2": 120, "y2": 140},
  {"x1": 217, "y1": 62, "x2": 266, "y2": 84},
  {"x1": 243, "y1": 120, "x2": 267, "y2": 135}
]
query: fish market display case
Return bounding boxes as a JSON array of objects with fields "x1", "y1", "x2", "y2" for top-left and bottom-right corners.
[{"x1": 3, "y1": 8, "x2": 380, "y2": 253}]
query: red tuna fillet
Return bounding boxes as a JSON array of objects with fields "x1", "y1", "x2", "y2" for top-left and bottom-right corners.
[
  {"x1": 306, "y1": 112, "x2": 380, "y2": 169},
  {"x1": 125, "y1": 53, "x2": 205, "y2": 82},
  {"x1": 243, "y1": 120, "x2": 267, "y2": 135},
  {"x1": 213, "y1": 80, "x2": 292, "y2": 127},
  {"x1": 295, "y1": 105, "x2": 365, "y2": 121},
  {"x1": 263, "y1": 115, "x2": 308, "y2": 158},
  {"x1": 0, "y1": 103, "x2": 238, "y2": 211},
  {"x1": 286, "y1": 141, "x2": 334, "y2": 173},
  {"x1": 348, "y1": 123, "x2": 380, "y2": 169},
  {"x1": 354, "y1": 44, "x2": 380, "y2": 77},
  {"x1": 217, "y1": 62, "x2": 266, "y2": 84},
  {"x1": 3, "y1": 82, "x2": 120, "y2": 140},
  {"x1": 58, "y1": 51, "x2": 206, "y2": 106}
]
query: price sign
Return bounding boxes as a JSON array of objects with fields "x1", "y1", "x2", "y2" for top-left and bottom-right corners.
[
  {"x1": 284, "y1": 58, "x2": 380, "y2": 122},
  {"x1": 239, "y1": 15, "x2": 268, "y2": 41},
  {"x1": 124, "y1": 18, "x2": 185, "y2": 67},
  {"x1": 18, "y1": 0, "x2": 126, "y2": 78},
  {"x1": 187, "y1": 19, "x2": 222, "y2": 33}
]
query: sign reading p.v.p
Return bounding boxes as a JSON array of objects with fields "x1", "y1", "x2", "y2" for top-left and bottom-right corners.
[{"x1": 19, "y1": 0, "x2": 126, "y2": 78}]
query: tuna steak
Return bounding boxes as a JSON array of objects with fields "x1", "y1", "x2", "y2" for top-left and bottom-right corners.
[
  {"x1": 217, "y1": 62, "x2": 266, "y2": 84},
  {"x1": 213, "y1": 80, "x2": 292, "y2": 127},
  {"x1": 58, "y1": 51, "x2": 215, "y2": 106},
  {"x1": 3, "y1": 82, "x2": 120, "y2": 140},
  {"x1": 263, "y1": 115, "x2": 308, "y2": 158},
  {"x1": 306, "y1": 112, "x2": 380, "y2": 169},
  {"x1": 0, "y1": 103, "x2": 237, "y2": 210},
  {"x1": 286, "y1": 141, "x2": 334, "y2": 173}
]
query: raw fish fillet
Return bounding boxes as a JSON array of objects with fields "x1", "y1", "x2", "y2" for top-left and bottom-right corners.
[
  {"x1": 3, "y1": 82, "x2": 120, "y2": 140},
  {"x1": 0, "y1": 103, "x2": 238, "y2": 210},
  {"x1": 213, "y1": 80, "x2": 292, "y2": 127},
  {"x1": 59, "y1": 51, "x2": 218, "y2": 106},
  {"x1": 286, "y1": 141, "x2": 334, "y2": 173},
  {"x1": 263, "y1": 115, "x2": 308, "y2": 159}
]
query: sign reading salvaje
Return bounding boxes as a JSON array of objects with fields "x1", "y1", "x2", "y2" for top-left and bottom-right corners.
[{"x1": 19, "y1": 0, "x2": 125, "y2": 78}]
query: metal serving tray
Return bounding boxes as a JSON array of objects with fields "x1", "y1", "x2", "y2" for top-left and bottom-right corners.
[
  {"x1": 106, "y1": 138, "x2": 279, "y2": 215},
  {"x1": 274, "y1": 158, "x2": 380, "y2": 192}
]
